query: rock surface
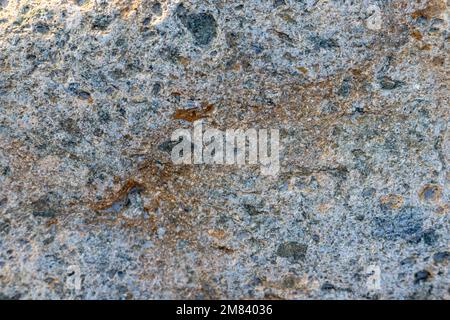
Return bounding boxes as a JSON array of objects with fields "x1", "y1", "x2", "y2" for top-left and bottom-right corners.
[{"x1": 0, "y1": 0, "x2": 449, "y2": 299}]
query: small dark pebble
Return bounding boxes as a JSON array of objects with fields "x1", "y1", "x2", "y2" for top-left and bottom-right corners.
[
  {"x1": 142, "y1": 17, "x2": 151, "y2": 26},
  {"x1": 338, "y1": 77, "x2": 351, "y2": 97},
  {"x1": 414, "y1": 270, "x2": 431, "y2": 284},
  {"x1": 243, "y1": 204, "x2": 262, "y2": 216},
  {"x1": 422, "y1": 229, "x2": 439, "y2": 246},
  {"x1": 181, "y1": 12, "x2": 218, "y2": 46},
  {"x1": 92, "y1": 14, "x2": 113, "y2": 30},
  {"x1": 310, "y1": 36, "x2": 339, "y2": 50},
  {"x1": 273, "y1": 0, "x2": 286, "y2": 8},
  {"x1": 152, "y1": 82, "x2": 162, "y2": 95},
  {"x1": 77, "y1": 90, "x2": 91, "y2": 100},
  {"x1": 400, "y1": 256, "x2": 416, "y2": 266},
  {"x1": 276, "y1": 241, "x2": 308, "y2": 261},
  {"x1": 433, "y1": 251, "x2": 449, "y2": 264},
  {"x1": 362, "y1": 187, "x2": 376, "y2": 198},
  {"x1": 379, "y1": 77, "x2": 403, "y2": 90},
  {"x1": 98, "y1": 109, "x2": 110, "y2": 123},
  {"x1": 43, "y1": 236, "x2": 55, "y2": 245},
  {"x1": 0, "y1": 219, "x2": 10, "y2": 234},
  {"x1": 321, "y1": 282, "x2": 335, "y2": 290},
  {"x1": 372, "y1": 207, "x2": 423, "y2": 242},
  {"x1": 0, "y1": 197, "x2": 7, "y2": 208},
  {"x1": 151, "y1": 2, "x2": 162, "y2": 16},
  {"x1": 33, "y1": 23, "x2": 50, "y2": 34}
]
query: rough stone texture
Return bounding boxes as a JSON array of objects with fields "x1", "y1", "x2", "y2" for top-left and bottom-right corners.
[{"x1": 0, "y1": 0, "x2": 448, "y2": 299}]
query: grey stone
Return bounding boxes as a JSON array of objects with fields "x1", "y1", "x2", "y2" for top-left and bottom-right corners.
[
  {"x1": 180, "y1": 11, "x2": 217, "y2": 46},
  {"x1": 414, "y1": 270, "x2": 431, "y2": 284},
  {"x1": 433, "y1": 252, "x2": 449, "y2": 264},
  {"x1": 379, "y1": 77, "x2": 404, "y2": 90},
  {"x1": 372, "y1": 207, "x2": 424, "y2": 242},
  {"x1": 91, "y1": 14, "x2": 113, "y2": 30},
  {"x1": 0, "y1": 0, "x2": 448, "y2": 300},
  {"x1": 276, "y1": 242, "x2": 308, "y2": 262}
]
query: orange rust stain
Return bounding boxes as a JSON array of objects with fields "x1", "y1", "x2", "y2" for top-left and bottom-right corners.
[
  {"x1": 436, "y1": 204, "x2": 449, "y2": 215},
  {"x1": 212, "y1": 245, "x2": 235, "y2": 254},
  {"x1": 46, "y1": 218, "x2": 58, "y2": 228},
  {"x1": 411, "y1": 30, "x2": 423, "y2": 41},
  {"x1": 88, "y1": 160, "x2": 204, "y2": 247},
  {"x1": 432, "y1": 56, "x2": 445, "y2": 66},
  {"x1": 317, "y1": 202, "x2": 333, "y2": 214},
  {"x1": 173, "y1": 103, "x2": 214, "y2": 122},
  {"x1": 297, "y1": 66, "x2": 309, "y2": 75},
  {"x1": 232, "y1": 62, "x2": 242, "y2": 71},
  {"x1": 380, "y1": 194, "x2": 404, "y2": 209},
  {"x1": 411, "y1": 0, "x2": 446, "y2": 19},
  {"x1": 119, "y1": 0, "x2": 142, "y2": 19},
  {"x1": 90, "y1": 179, "x2": 144, "y2": 211},
  {"x1": 419, "y1": 184, "x2": 442, "y2": 203},
  {"x1": 351, "y1": 69, "x2": 363, "y2": 77},
  {"x1": 207, "y1": 229, "x2": 227, "y2": 240},
  {"x1": 178, "y1": 56, "x2": 191, "y2": 67}
]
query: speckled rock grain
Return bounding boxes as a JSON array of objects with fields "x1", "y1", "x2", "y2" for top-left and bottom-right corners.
[{"x1": 0, "y1": 0, "x2": 449, "y2": 299}]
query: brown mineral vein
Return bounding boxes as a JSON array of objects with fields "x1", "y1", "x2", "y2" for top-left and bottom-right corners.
[
  {"x1": 90, "y1": 179, "x2": 144, "y2": 211},
  {"x1": 172, "y1": 103, "x2": 214, "y2": 122}
]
